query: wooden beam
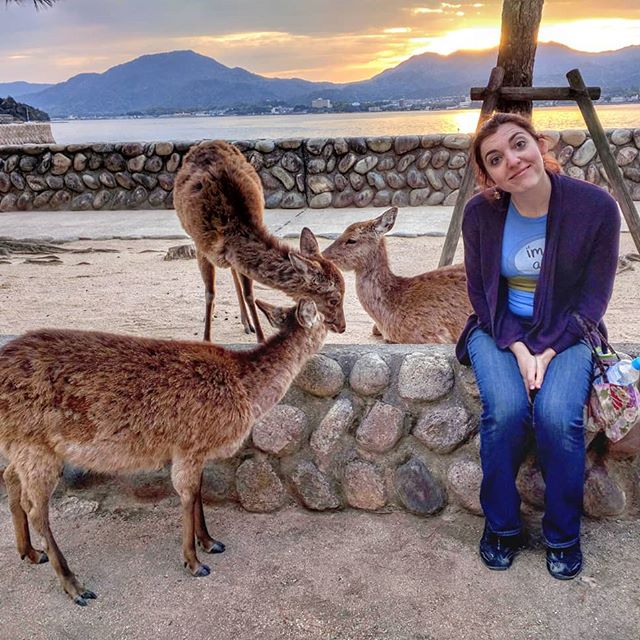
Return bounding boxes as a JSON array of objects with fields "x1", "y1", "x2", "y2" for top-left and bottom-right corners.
[
  {"x1": 566, "y1": 69, "x2": 640, "y2": 254},
  {"x1": 470, "y1": 86, "x2": 601, "y2": 101},
  {"x1": 438, "y1": 66, "x2": 505, "y2": 267}
]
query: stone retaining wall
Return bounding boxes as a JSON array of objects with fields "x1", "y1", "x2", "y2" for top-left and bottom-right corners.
[
  {"x1": 3, "y1": 344, "x2": 638, "y2": 521},
  {"x1": 1, "y1": 128, "x2": 640, "y2": 212}
]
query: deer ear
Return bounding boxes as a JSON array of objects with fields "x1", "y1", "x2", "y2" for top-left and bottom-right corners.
[
  {"x1": 373, "y1": 207, "x2": 398, "y2": 235},
  {"x1": 296, "y1": 298, "x2": 318, "y2": 328},
  {"x1": 255, "y1": 299, "x2": 287, "y2": 328},
  {"x1": 289, "y1": 252, "x2": 319, "y2": 283},
  {"x1": 300, "y1": 227, "x2": 321, "y2": 256}
]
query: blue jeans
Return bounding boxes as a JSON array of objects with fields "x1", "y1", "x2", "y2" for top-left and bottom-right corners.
[{"x1": 466, "y1": 328, "x2": 593, "y2": 549}]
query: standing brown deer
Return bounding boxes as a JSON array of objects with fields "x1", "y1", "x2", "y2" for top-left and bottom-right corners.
[
  {"x1": 323, "y1": 207, "x2": 471, "y2": 343},
  {"x1": 174, "y1": 140, "x2": 346, "y2": 341},
  {"x1": 0, "y1": 297, "x2": 327, "y2": 605}
]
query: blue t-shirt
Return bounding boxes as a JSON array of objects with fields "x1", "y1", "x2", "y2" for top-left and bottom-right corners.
[{"x1": 500, "y1": 201, "x2": 547, "y2": 318}]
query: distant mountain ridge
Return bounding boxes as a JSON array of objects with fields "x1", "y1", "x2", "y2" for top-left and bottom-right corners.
[{"x1": 12, "y1": 44, "x2": 640, "y2": 118}]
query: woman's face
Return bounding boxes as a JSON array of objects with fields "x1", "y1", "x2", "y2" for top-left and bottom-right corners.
[{"x1": 479, "y1": 123, "x2": 548, "y2": 194}]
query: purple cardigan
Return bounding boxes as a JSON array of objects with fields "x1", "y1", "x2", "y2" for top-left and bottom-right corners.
[{"x1": 455, "y1": 171, "x2": 621, "y2": 365}]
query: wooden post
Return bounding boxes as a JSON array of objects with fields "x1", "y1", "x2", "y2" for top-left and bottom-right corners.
[
  {"x1": 438, "y1": 67, "x2": 504, "y2": 267},
  {"x1": 567, "y1": 69, "x2": 640, "y2": 254}
]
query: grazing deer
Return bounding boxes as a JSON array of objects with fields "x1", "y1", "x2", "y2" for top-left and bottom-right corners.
[
  {"x1": 174, "y1": 140, "x2": 346, "y2": 341},
  {"x1": 323, "y1": 207, "x2": 471, "y2": 343},
  {"x1": 0, "y1": 297, "x2": 328, "y2": 605}
]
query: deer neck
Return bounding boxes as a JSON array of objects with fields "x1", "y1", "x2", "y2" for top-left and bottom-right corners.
[
  {"x1": 223, "y1": 232, "x2": 311, "y2": 297},
  {"x1": 354, "y1": 240, "x2": 399, "y2": 315},
  {"x1": 238, "y1": 320, "x2": 327, "y2": 421}
]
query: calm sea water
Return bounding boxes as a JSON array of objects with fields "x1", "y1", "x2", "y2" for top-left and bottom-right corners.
[{"x1": 51, "y1": 104, "x2": 640, "y2": 144}]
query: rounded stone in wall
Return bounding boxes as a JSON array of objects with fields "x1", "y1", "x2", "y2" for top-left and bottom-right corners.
[
  {"x1": 326, "y1": 156, "x2": 336, "y2": 173},
  {"x1": 259, "y1": 169, "x2": 280, "y2": 191},
  {"x1": 367, "y1": 171, "x2": 386, "y2": 190},
  {"x1": 406, "y1": 168, "x2": 427, "y2": 189},
  {"x1": 416, "y1": 150, "x2": 432, "y2": 170},
  {"x1": 333, "y1": 189, "x2": 355, "y2": 208},
  {"x1": 73, "y1": 153, "x2": 87, "y2": 172},
  {"x1": 386, "y1": 171, "x2": 406, "y2": 189},
  {"x1": 272, "y1": 166, "x2": 295, "y2": 190},
  {"x1": 448, "y1": 153, "x2": 466, "y2": 170},
  {"x1": 88, "y1": 153, "x2": 103, "y2": 170},
  {"x1": 148, "y1": 188, "x2": 167, "y2": 207},
  {"x1": 157, "y1": 172, "x2": 174, "y2": 191},
  {"x1": 111, "y1": 189, "x2": 129, "y2": 210},
  {"x1": 307, "y1": 158, "x2": 326, "y2": 174},
  {"x1": 64, "y1": 173, "x2": 84, "y2": 193},
  {"x1": 51, "y1": 153, "x2": 72, "y2": 175},
  {"x1": 443, "y1": 190, "x2": 459, "y2": 206},
  {"x1": 566, "y1": 166, "x2": 585, "y2": 180},
  {"x1": 391, "y1": 190, "x2": 409, "y2": 207},
  {"x1": 557, "y1": 145, "x2": 574, "y2": 166},
  {"x1": 444, "y1": 170, "x2": 461, "y2": 190},
  {"x1": 421, "y1": 134, "x2": 444, "y2": 148},
  {"x1": 427, "y1": 191, "x2": 445, "y2": 206},
  {"x1": 413, "y1": 404, "x2": 476, "y2": 454},
  {"x1": 334, "y1": 138, "x2": 348, "y2": 155},
  {"x1": 306, "y1": 138, "x2": 328, "y2": 155},
  {"x1": 254, "y1": 139, "x2": 275, "y2": 153},
  {"x1": 131, "y1": 185, "x2": 148, "y2": 207},
  {"x1": 610, "y1": 129, "x2": 632, "y2": 145},
  {"x1": 572, "y1": 139, "x2": 597, "y2": 167},
  {"x1": 265, "y1": 190, "x2": 284, "y2": 208},
  {"x1": 617, "y1": 146, "x2": 638, "y2": 166},
  {"x1": 349, "y1": 172, "x2": 365, "y2": 191},
  {"x1": 0, "y1": 172, "x2": 10, "y2": 194},
  {"x1": 4, "y1": 155, "x2": 19, "y2": 172},
  {"x1": 281, "y1": 151, "x2": 302, "y2": 173},
  {"x1": 395, "y1": 457, "x2": 444, "y2": 515},
  {"x1": 356, "y1": 401, "x2": 404, "y2": 453},
  {"x1": 133, "y1": 173, "x2": 158, "y2": 190},
  {"x1": 372, "y1": 190, "x2": 392, "y2": 207},
  {"x1": 623, "y1": 167, "x2": 640, "y2": 183},
  {"x1": 431, "y1": 149, "x2": 450, "y2": 169},
  {"x1": 49, "y1": 190, "x2": 71, "y2": 209},
  {"x1": 71, "y1": 192, "x2": 94, "y2": 210},
  {"x1": 426, "y1": 168, "x2": 443, "y2": 191},
  {"x1": 586, "y1": 164, "x2": 601, "y2": 184},
  {"x1": 290, "y1": 461, "x2": 341, "y2": 511},
  {"x1": 378, "y1": 156, "x2": 395, "y2": 171},
  {"x1": 561, "y1": 130, "x2": 587, "y2": 146},
  {"x1": 583, "y1": 465, "x2": 626, "y2": 518},
  {"x1": 236, "y1": 457, "x2": 286, "y2": 513},
  {"x1": 144, "y1": 156, "x2": 163, "y2": 173},
  {"x1": 93, "y1": 190, "x2": 112, "y2": 209},
  {"x1": 155, "y1": 142, "x2": 174, "y2": 156},
  {"x1": 354, "y1": 187, "x2": 374, "y2": 207},
  {"x1": 19, "y1": 156, "x2": 37, "y2": 172},
  {"x1": 349, "y1": 352, "x2": 390, "y2": 396},
  {"x1": 397, "y1": 154, "x2": 416, "y2": 173},
  {"x1": 296, "y1": 354, "x2": 344, "y2": 397},
  {"x1": 16, "y1": 192, "x2": 32, "y2": 211},
  {"x1": 394, "y1": 135, "x2": 420, "y2": 154},
  {"x1": 343, "y1": 461, "x2": 386, "y2": 510},
  {"x1": 37, "y1": 153, "x2": 52, "y2": 174},
  {"x1": 98, "y1": 171, "x2": 116, "y2": 188},
  {"x1": 33, "y1": 190, "x2": 53, "y2": 207},
  {"x1": 105, "y1": 153, "x2": 126, "y2": 173},
  {"x1": 0, "y1": 193, "x2": 18, "y2": 212},
  {"x1": 82, "y1": 174, "x2": 100, "y2": 190},
  {"x1": 26, "y1": 175, "x2": 47, "y2": 192},
  {"x1": 311, "y1": 398, "x2": 355, "y2": 463},
  {"x1": 121, "y1": 142, "x2": 144, "y2": 157},
  {"x1": 128, "y1": 155, "x2": 146, "y2": 172},
  {"x1": 252, "y1": 404, "x2": 307, "y2": 456},
  {"x1": 9, "y1": 172, "x2": 25, "y2": 190},
  {"x1": 309, "y1": 192, "x2": 333, "y2": 208},
  {"x1": 398, "y1": 352, "x2": 454, "y2": 402},
  {"x1": 348, "y1": 137, "x2": 367, "y2": 154},
  {"x1": 447, "y1": 458, "x2": 482, "y2": 515},
  {"x1": 281, "y1": 191, "x2": 305, "y2": 208},
  {"x1": 115, "y1": 172, "x2": 135, "y2": 190},
  {"x1": 166, "y1": 152, "x2": 181, "y2": 173},
  {"x1": 409, "y1": 188, "x2": 430, "y2": 206},
  {"x1": 334, "y1": 174, "x2": 348, "y2": 191},
  {"x1": 443, "y1": 134, "x2": 471, "y2": 150},
  {"x1": 516, "y1": 458, "x2": 545, "y2": 509},
  {"x1": 354, "y1": 156, "x2": 378, "y2": 175},
  {"x1": 367, "y1": 136, "x2": 392, "y2": 153},
  {"x1": 542, "y1": 130, "x2": 560, "y2": 149}
]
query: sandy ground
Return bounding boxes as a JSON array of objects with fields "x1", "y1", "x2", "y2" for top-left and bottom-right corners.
[
  {"x1": 1, "y1": 234, "x2": 639, "y2": 343},
  {"x1": 0, "y1": 499, "x2": 639, "y2": 640}
]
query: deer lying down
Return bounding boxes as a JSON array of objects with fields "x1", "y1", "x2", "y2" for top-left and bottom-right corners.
[
  {"x1": 323, "y1": 207, "x2": 472, "y2": 343},
  {"x1": 0, "y1": 297, "x2": 328, "y2": 605},
  {"x1": 174, "y1": 139, "x2": 346, "y2": 342}
]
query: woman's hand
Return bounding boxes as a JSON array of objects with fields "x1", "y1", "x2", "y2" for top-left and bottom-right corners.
[
  {"x1": 534, "y1": 348, "x2": 557, "y2": 389},
  {"x1": 509, "y1": 341, "x2": 537, "y2": 394}
]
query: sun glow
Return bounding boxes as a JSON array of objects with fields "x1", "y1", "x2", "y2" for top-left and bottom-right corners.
[
  {"x1": 409, "y1": 27, "x2": 501, "y2": 56},
  {"x1": 539, "y1": 19, "x2": 640, "y2": 53}
]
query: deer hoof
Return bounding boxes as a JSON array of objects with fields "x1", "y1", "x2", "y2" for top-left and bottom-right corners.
[
  {"x1": 192, "y1": 563, "x2": 211, "y2": 577},
  {"x1": 73, "y1": 591, "x2": 97, "y2": 606},
  {"x1": 209, "y1": 541, "x2": 225, "y2": 554}
]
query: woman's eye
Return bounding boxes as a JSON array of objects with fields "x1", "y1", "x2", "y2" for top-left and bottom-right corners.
[
  {"x1": 515, "y1": 139, "x2": 526, "y2": 148},
  {"x1": 489, "y1": 156, "x2": 500, "y2": 166},
  {"x1": 346, "y1": 238, "x2": 357, "y2": 245}
]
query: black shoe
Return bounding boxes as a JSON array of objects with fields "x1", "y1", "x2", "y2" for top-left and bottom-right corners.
[
  {"x1": 546, "y1": 543, "x2": 583, "y2": 580},
  {"x1": 479, "y1": 524, "x2": 524, "y2": 570}
]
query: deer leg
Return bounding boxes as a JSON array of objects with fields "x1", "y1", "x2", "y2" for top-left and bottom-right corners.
[
  {"x1": 231, "y1": 269, "x2": 255, "y2": 335},
  {"x1": 196, "y1": 251, "x2": 215, "y2": 342},
  {"x1": 3, "y1": 463, "x2": 48, "y2": 565},
  {"x1": 194, "y1": 472, "x2": 225, "y2": 554},
  {"x1": 19, "y1": 450, "x2": 96, "y2": 606},
  {"x1": 239, "y1": 274, "x2": 265, "y2": 343},
  {"x1": 171, "y1": 458, "x2": 210, "y2": 577},
  {"x1": 372, "y1": 324, "x2": 382, "y2": 337}
]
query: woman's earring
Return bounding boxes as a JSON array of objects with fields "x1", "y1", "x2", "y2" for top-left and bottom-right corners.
[{"x1": 492, "y1": 187, "x2": 501, "y2": 200}]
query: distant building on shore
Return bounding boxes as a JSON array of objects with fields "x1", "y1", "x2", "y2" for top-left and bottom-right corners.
[{"x1": 311, "y1": 98, "x2": 332, "y2": 109}]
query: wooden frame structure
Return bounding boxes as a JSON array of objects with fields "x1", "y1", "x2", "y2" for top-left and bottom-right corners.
[{"x1": 438, "y1": 67, "x2": 640, "y2": 266}]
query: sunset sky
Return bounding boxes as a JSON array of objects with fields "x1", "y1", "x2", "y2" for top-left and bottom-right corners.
[{"x1": 2, "y1": 0, "x2": 640, "y2": 84}]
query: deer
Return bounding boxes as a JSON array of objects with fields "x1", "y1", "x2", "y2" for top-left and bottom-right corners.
[
  {"x1": 173, "y1": 139, "x2": 346, "y2": 342},
  {"x1": 322, "y1": 207, "x2": 472, "y2": 343},
  {"x1": 0, "y1": 296, "x2": 328, "y2": 606}
]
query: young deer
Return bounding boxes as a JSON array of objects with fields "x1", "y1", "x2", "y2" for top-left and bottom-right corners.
[
  {"x1": 174, "y1": 140, "x2": 346, "y2": 341},
  {"x1": 323, "y1": 207, "x2": 471, "y2": 343},
  {"x1": 0, "y1": 297, "x2": 328, "y2": 605}
]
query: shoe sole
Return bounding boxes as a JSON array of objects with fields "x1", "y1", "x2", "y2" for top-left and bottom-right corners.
[{"x1": 546, "y1": 563, "x2": 582, "y2": 580}]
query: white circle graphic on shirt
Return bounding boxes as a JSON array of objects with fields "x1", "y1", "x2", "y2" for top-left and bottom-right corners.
[{"x1": 514, "y1": 237, "x2": 545, "y2": 274}]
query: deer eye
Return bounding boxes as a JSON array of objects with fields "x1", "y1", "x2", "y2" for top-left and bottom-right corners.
[
  {"x1": 346, "y1": 238, "x2": 357, "y2": 245},
  {"x1": 328, "y1": 298, "x2": 338, "y2": 307}
]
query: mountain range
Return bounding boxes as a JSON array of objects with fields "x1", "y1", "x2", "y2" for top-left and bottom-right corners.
[{"x1": 3, "y1": 44, "x2": 640, "y2": 118}]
